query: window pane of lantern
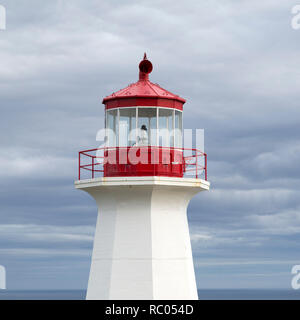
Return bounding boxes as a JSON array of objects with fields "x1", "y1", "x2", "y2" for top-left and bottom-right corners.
[
  {"x1": 150, "y1": 112, "x2": 157, "y2": 146},
  {"x1": 107, "y1": 109, "x2": 118, "y2": 147},
  {"x1": 119, "y1": 108, "x2": 136, "y2": 147},
  {"x1": 137, "y1": 108, "x2": 156, "y2": 146},
  {"x1": 175, "y1": 110, "x2": 182, "y2": 148},
  {"x1": 158, "y1": 108, "x2": 173, "y2": 147}
]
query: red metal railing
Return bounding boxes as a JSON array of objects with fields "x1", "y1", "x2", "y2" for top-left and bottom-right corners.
[{"x1": 78, "y1": 147, "x2": 207, "y2": 181}]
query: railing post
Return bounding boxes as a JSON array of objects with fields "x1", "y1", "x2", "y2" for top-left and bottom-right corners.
[
  {"x1": 92, "y1": 156, "x2": 95, "y2": 179},
  {"x1": 78, "y1": 152, "x2": 81, "y2": 180},
  {"x1": 205, "y1": 153, "x2": 207, "y2": 181}
]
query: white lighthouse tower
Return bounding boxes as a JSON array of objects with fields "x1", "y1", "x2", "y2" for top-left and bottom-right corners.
[{"x1": 75, "y1": 54, "x2": 210, "y2": 300}]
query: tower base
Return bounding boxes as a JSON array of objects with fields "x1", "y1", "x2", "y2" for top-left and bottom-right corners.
[{"x1": 75, "y1": 176, "x2": 210, "y2": 300}]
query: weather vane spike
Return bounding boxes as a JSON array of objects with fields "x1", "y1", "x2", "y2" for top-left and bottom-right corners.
[{"x1": 143, "y1": 52, "x2": 147, "y2": 60}]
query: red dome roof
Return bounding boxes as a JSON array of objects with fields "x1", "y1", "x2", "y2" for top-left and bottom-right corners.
[
  {"x1": 102, "y1": 54, "x2": 186, "y2": 110},
  {"x1": 103, "y1": 79, "x2": 186, "y2": 103}
]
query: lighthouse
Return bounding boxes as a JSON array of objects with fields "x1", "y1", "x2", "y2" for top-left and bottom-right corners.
[{"x1": 75, "y1": 54, "x2": 210, "y2": 300}]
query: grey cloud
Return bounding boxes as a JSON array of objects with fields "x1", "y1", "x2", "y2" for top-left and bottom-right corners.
[{"x1": 0, "y1": 0, "x2": 300, "y2": 289}]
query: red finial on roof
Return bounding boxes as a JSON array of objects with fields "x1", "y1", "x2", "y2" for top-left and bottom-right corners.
[
  {"x1": 102, "y1": 54, "x2": 186, "y2": 106},
  {"x1": 139, "y1": 53, "x2": 153, "y2": 81}
]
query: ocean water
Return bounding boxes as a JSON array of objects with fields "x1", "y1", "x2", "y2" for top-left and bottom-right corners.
[
  {"x1": 0, "y1": 289, "x2": 300, "y2": 300},
  {"x1": 198, "y1": 289, "x2": 300, "y2": 300},
  {"x1": 0, "y1": 290, "x2": 86, "y2": 300}
]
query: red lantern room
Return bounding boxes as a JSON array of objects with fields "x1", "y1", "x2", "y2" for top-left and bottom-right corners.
[{"x1": 78, "y1": 54, "x2": 207, "y2": 180}]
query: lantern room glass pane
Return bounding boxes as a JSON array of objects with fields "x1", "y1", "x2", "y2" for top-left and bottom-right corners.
[
  {"x1": 107, "y1": 109, "x2": 118, "y2": 147},
  {"x1": 119, "y1": 108, "x2": 136, "y2": 147},
  {"x1": 158, "y1": 108, "x2": 173, "y2": 147},
  {"x1": 137, "y1": 108, "x2": 157, "y2": 146},
  {"x1": 175, "y1": 110, "x2": 182, "y2": 148}
]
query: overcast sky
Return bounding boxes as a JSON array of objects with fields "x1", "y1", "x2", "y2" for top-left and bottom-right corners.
[{"x1": 1, "y1": 0, "x2": 300, "y2": 291}]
